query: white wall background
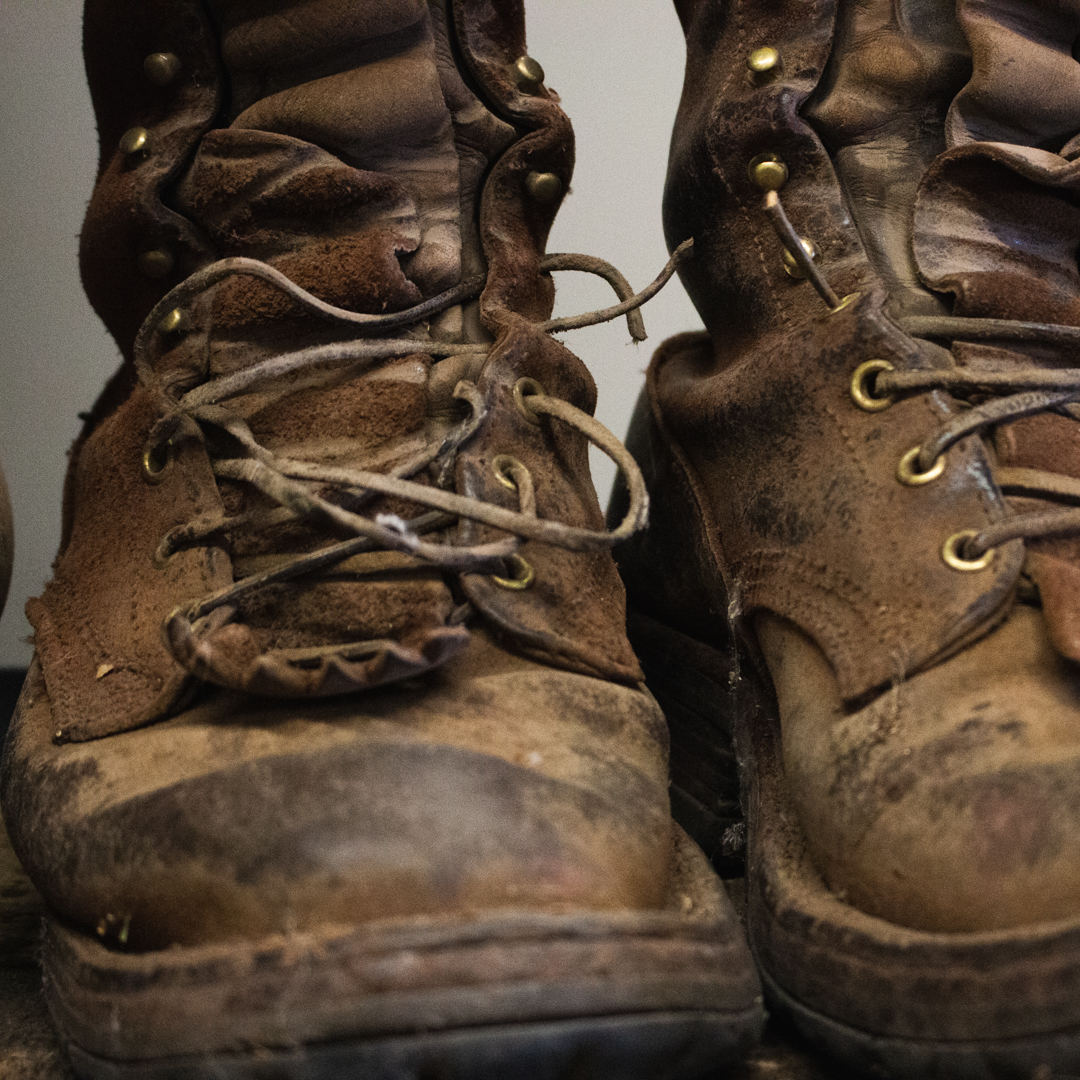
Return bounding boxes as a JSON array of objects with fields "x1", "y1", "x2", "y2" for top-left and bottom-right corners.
[{"x1": 0, "y1": 0, "x2": 701, "y2": 668}]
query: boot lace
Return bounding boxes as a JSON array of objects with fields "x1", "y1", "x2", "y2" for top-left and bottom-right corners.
[{"x1": 131, "y1": 242, "x2": 692, "y2": 689}]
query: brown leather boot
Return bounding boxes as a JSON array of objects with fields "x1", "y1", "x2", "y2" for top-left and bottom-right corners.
[
  {"x1": 0, "y1": 2, "x2": 762, "y2": 1076},
  {"x1": 616, "y1": 1, "x2": 1080, "y2": 1075}
]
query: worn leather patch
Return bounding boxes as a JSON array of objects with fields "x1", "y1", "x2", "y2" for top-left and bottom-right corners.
[
  {"x1": 649, "y1": 290, "x2": 1021, "y2": 702},
  {"x1": 29, "y1": 385, "x2": 231, "y2": 743}
]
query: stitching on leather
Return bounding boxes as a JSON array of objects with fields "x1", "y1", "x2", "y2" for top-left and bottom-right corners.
[
  {"x1": 823, "y1": 403, "x2": 874, "y2": 485},
  {"x1": 735, "y1": 547, "x2": 909, "y2": 683}
]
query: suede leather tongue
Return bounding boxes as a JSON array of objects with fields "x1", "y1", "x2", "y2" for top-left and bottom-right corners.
[{"x1": 156, "y1": 2, "x2": 492, "y2": 694}]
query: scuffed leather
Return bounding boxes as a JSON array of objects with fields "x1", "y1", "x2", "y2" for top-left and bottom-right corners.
[
  {"x1": 620, "y1": 0, "x2": 1022, "y2": 701},
  {"x1": 36, "y1": 0, "x2": 639, "y2": 742},
  {"x1": 4, "y1": 631, "x2": 672, "y2": 948},
  {"x1": 1, "y1": 0, "x2": 676, "y2": 954},
  {"x1": 628, "y1": 292, "x2": 1020, "y2": 702}
]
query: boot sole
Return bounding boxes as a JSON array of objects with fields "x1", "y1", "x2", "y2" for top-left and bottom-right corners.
[
  {"x1": 629, "y1": 609, "x2": 1080, "y2": 1080},
  {"x1": 45, "y1": 825, "x2": 762, "y2": 1080}
]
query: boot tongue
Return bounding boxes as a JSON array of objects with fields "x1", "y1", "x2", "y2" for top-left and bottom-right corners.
[
  {"x1": 158, "y1": 1, "x2": 516, "y2": 693},
  {"x1": 910, "y1": 1, "x2": 1080, "y2": 662}
]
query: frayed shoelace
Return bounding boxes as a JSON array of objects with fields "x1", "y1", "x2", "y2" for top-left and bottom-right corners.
[{"x1": 130, "y1": 242, "x2": 693, "y2": 681}]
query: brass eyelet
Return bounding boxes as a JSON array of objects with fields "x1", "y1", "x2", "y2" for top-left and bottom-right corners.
[
  {"x1": 525, "y1": 171, "x2": 562, "y2": 203},
  {"x1": 158, "y1": 307, "x2": 191, "y2": 336},
  {"x1": 747, "y1": 46, "x2": 781, "y2": 83},
  {"x1": 942, "y1": 530, "x2": 995, "y2": 572},
  {"x1": 897, "y1": 445, "x2": 944, "y2": 486},
  {"x1": 142, "y1": 440, "x2": 174, "y2": 483},
  {"x1": 492, "y1": 454, "x2": 523, "y2": 491},
  {"x1": 119, "y1": 126, "x2": 150, "y2": 157},
  {"x1": 491, "y1": 554, "x2": 535, "y2": 590},
  {"x1": 782, "y1": 237, "x2": 818, "y2": 279},
  {"x1": 851, "y1": 360, "x2": 894, "y2": 412},
  {"x1": 828, "y1": 291, "x2": 860, "y2": 315},
  {"x1": 514, "y1": 55, "x2": 545, "y2": 94},
  {"x1": 512, "y1": 378, "x2": 544, "y2": 426}
]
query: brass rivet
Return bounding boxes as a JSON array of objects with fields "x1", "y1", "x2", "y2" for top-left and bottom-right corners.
[
  {"x1": 525, "y1": 171, "x2": 562, "y2": 204},
  {"x1": 748, "y1": 46, "x2": 781, "y2": 78},
  {"x1": 897, "y1": 445, "x2": 945, "y2": 486},
  {"x1": 850, "y1": 360, "x2": 895, "y2": 412},
  {"x1": 748, "y1": 153, "x2": 789, "y2": 192},
  {"x1": 137, "y1": 249, "x2": 174, "y2": 278},
  {"x1": 782, "y1": 237, "x2": 818, "y2": 279},
  {"x1": 492, "y1": 553, "x2": 536, "y2": 591},
  {"x1": 143, "y1": 52, "x2": 181, "y2": 87},
  {"x1": 119, "y1": 126, "x2": 150, "y2": 156},
  {"x1": 158, "y1": 308, "x2": 191, "y2": 335},
  {"x1": 512, "y1": 377, "x2": 544, "y2": 426},
  {"x1": 514, "y1": 55, "x2": 545, "y2": 93},
  {"x1": 142, "y1": 440, "x2": 173, "y2": 482},
  {"x1": 942, "y1": 530, "x2": 995, "y2": 572},
  {"x1": 492, "y1": 454, "x2": 524, "y2": 491}
]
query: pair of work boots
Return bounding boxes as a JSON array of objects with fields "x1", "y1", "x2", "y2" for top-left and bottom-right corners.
[{"x1": 6, "y1": 0, "x2": 1080, "y2": 1076}]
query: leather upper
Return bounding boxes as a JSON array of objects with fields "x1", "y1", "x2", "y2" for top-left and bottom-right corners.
[
  {"x1": 618, "y1": 0, "x2": 1080, "y2": 700},
  {"x1": 34, "y1": 0, "x2": 642, "y2": 744}
]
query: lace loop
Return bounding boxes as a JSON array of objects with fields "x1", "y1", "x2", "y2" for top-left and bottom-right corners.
[{"x1": 133, "y1": 245, "x2": 677, "y2": 687}]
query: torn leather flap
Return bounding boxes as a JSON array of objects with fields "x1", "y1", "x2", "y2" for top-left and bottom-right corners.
[
  {"x1": 654, "y1": 289, "x2": 1021, "y2": 704},
  {"x1": 28, "y1": 386, "x2": 232, "y2": 743},
  {"x1": 915, "y1": 144, "x2": 1080, "y2": 665},
  {"x1": 458, "y1": 320, "x2": 643, "y2": 686}
]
